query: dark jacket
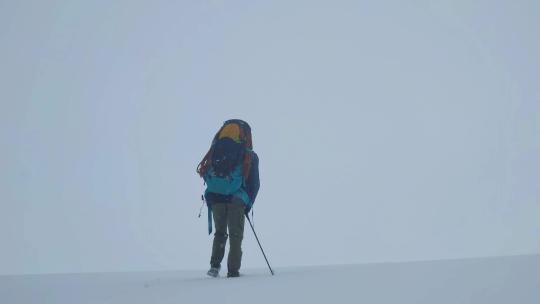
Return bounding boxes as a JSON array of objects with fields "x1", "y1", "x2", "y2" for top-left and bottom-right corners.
[{"x1": 245, "y1": 152, "x2": 260, "y2": 206}]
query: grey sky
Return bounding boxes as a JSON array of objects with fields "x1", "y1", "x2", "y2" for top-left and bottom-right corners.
[{"x1": 1, "y1": 0, "x2": 539, "y2": 275}]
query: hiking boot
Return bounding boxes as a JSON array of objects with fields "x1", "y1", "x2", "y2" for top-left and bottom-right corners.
[
  {"x1": 227, "y1": 271, "x2": 240, "y2": 278},
  {"x1": 207, "y1": 266, "x2": 220, "y2": 278}
]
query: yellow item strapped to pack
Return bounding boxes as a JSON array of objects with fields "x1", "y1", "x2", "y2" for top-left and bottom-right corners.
[{"x1": 218, "y1": 123, "x2": 242, "y2": 143}]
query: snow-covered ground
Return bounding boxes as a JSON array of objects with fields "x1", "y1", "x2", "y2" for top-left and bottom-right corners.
[{"x1": 2, "y1": 254, "x2": 539, "y2": 304}]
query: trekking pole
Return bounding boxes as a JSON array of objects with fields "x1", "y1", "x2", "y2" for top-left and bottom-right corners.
[
  {"x1": 246, "y1": 214, "x2": 274, "y2": 275},
  {"x1": 198, "y1": 195, "x2": 205, "y2": 218}
]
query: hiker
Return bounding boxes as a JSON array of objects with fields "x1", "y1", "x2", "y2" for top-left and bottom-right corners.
[{"x1": 197, "y1": 119, "x2": 260, "y2": 278}]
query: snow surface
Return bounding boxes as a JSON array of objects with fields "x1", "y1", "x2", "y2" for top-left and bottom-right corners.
[{"x1": 2, "y1": 254, "x2": 539, "y2": 304}]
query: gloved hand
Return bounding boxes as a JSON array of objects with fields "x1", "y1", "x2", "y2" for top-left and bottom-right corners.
[{"x1": 244, "y1": 205, "x2": 252, "y2": 215}]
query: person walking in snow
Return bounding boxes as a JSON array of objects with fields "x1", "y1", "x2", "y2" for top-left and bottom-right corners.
[{"x1": 197, "y1": 119, "x2": 260, "y2": 278}]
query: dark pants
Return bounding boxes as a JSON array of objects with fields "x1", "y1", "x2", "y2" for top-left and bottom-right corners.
[{"x1": 210, "y1": 202, "x2": 245, "y2": 273}]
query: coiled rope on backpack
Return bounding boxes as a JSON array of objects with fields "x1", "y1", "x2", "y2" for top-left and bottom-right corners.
[{"x1": 196, "y1": 120, "x2": 253, "y2": 180}]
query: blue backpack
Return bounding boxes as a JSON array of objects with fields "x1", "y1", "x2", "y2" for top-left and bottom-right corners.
[
  {"x1": 205, "y1": 165, "x2": 244, "y2": 196},
  {"x1": 204, "y1": 131, "x2": 246, "y2": 195},
  {"x1": 197, "y1": 120, "x2": 254, "y2": 233}
]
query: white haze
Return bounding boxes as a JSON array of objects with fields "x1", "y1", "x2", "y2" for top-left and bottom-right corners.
[{"x1": 0, "y1": 0, "x2": 539, "y2": 275}]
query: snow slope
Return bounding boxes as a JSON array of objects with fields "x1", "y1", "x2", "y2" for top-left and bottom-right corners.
[{"x1": 2, "y1": 254, "x2": 539, "y2": 304}]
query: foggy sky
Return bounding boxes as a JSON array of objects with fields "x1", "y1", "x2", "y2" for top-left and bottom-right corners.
[{"x1": 1, "y1": 0, "x2": 539, "y2": 275}]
